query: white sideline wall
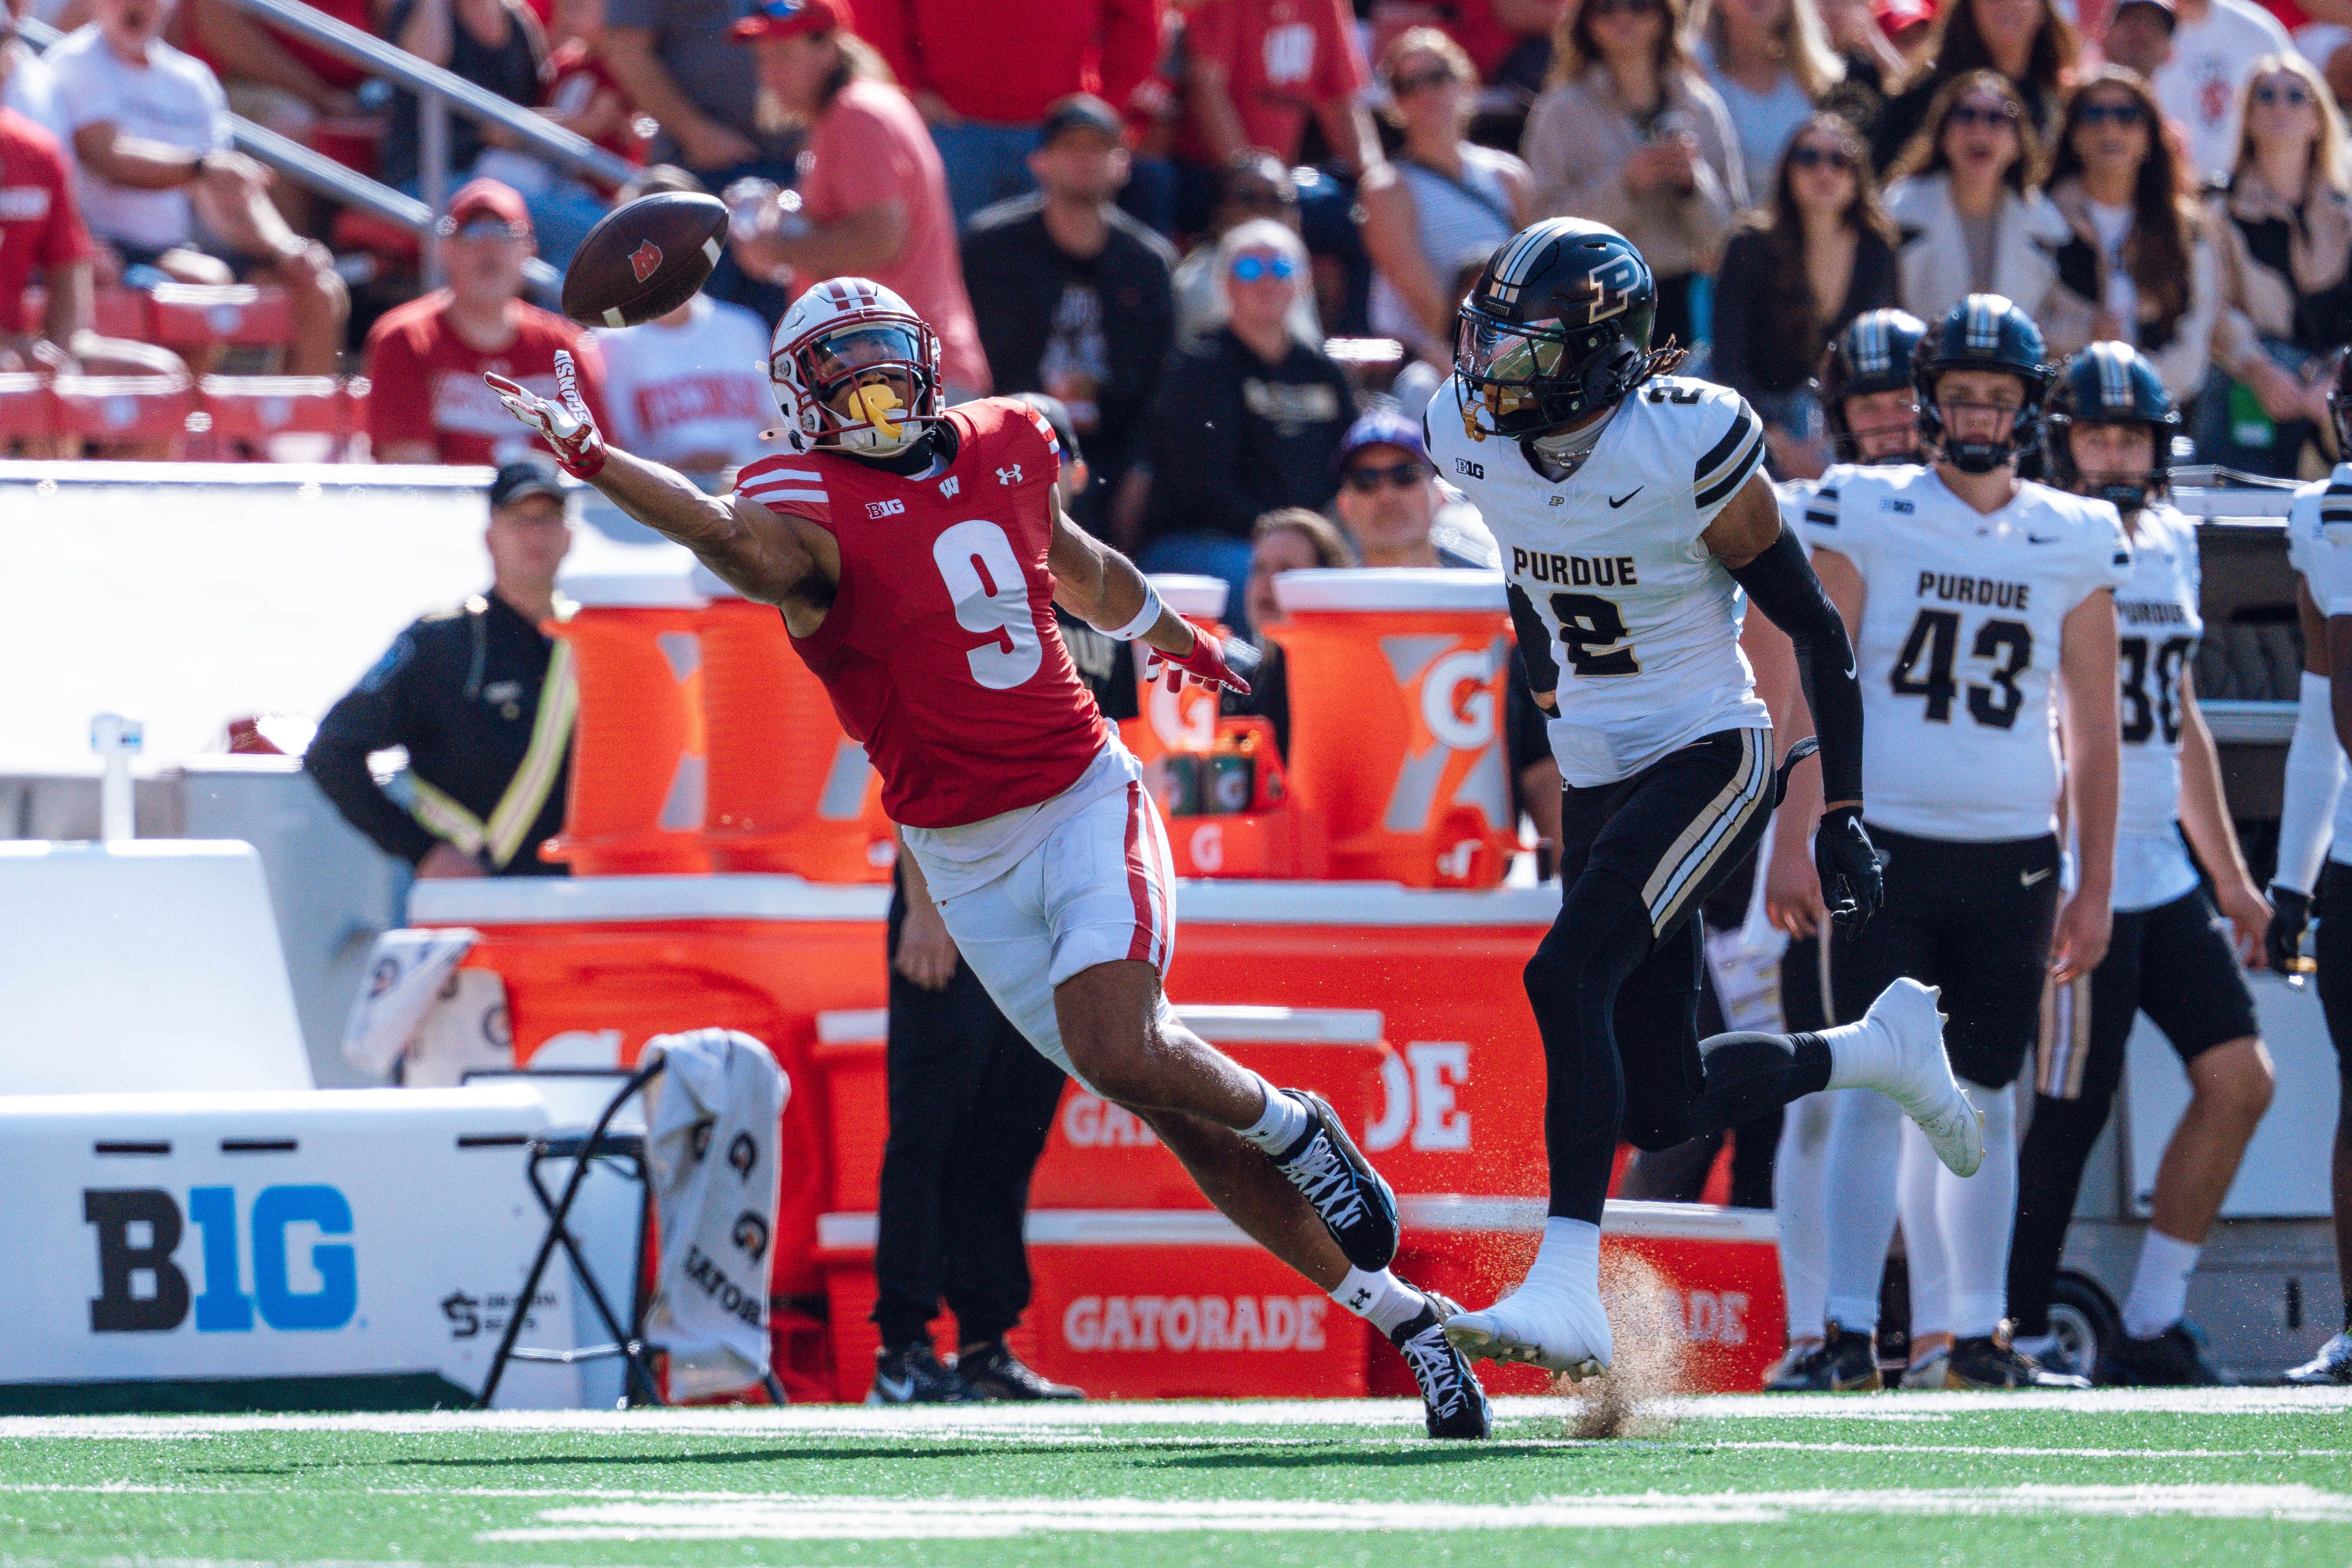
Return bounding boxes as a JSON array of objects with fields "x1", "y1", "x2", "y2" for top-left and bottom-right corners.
[{"x1": 0, "y1": 463, "x2": 687, "y2": 774}]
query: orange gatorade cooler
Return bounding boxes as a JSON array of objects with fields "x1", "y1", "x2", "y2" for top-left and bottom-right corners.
[
  {"x1": 541, "y1": 572, "x2": 710, "y2": 875},
  {"x1": 694, "y1": 570, "x2": 893, "y2": 881},
  {"x1": 1121, "y1": 574, "x2": 1231, "y2": 766},
  {"x1": 1262, "y1": 569, "x2": 1518, "y2": 888}
]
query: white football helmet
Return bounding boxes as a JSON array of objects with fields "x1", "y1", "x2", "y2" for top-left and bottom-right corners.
[{"x1": 769, "y1": 277, "x2": 943, "y2": 457}]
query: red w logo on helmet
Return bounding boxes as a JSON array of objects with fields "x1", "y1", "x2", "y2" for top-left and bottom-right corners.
[{"x1": 629, "y1": 240, "x2": 664, "y2": 284}]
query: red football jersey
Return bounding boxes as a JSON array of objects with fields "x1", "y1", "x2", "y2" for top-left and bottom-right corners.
[{"x1": 738, "y1": 399, "x2": 1109, "y2": 830}]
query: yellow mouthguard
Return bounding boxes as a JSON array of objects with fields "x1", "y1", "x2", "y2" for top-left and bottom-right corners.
[{"x1": 854, "y1": 382, "x2": 904, "y2": 440}]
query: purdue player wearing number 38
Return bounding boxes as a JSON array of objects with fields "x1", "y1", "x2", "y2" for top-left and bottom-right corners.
[
  {"x1": 484, "y1": 277, "x2": 1496, "y2": 1439},
  {"x1": 1425, "y1": 217, "x2": 1985, "y2": 1380}
]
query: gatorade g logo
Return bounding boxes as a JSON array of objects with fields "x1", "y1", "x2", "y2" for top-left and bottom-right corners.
[
  {"x1": 1379, "y1": 634, "x2": 1511, "y2": 838},
  {"x1": 84, "y1": 1186, "x2": 357, "y2": 1333}
]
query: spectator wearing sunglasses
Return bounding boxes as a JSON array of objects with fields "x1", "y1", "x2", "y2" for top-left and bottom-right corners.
[
  {"x1": 1521, "y1": 0, "x2": 1745, "y2": 349},
  {"x1": 2040, "y1": 68, "x2": 2219, "y2": 402},
  {"x1": 2148, "y1": 0, "x2": 2292, "y2": 187},
  {"x1": 1358, "y1": 29, "x2": 1532, "y2": 365},
  {"x1": 1710, "y1": 112, "x2": 1901, "y2": 478},
  {"x1": 1170, "y1": 148, "x2": 1322, "y2": 344},
  {"x1": 1687, "y1": 0, "x2": 1847, "y2": 200},
  {"x1": 1136, "y1": 217, "x2": 1355, "y2": 630},
  {"x1": 1881, "y1": 70, "x2": 2067, "y2": 324},
  {"x1": 2203, "y1": 54, "x2": 2352, "y2": 474},
  {"x1": 1868, "y1": 0, "x2": 2079, "y2": 174}
]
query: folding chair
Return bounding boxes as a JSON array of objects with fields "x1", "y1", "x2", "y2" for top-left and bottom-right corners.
[{"x1": 473, "y1": 1060, "x2": 790, "y2": 1409}]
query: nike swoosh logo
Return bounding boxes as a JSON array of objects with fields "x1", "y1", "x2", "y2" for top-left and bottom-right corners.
[
  {"x1": 2021, "y1": 868, "x2": 2054, "y2": 886},
  {"x1": 874, "y1": 1374, "x2": 914, "y2": 1400},
  {"x1": 1609, "y1": 488, "x2": 1643, "y2": 508},
  {"x1": 2027, "y1": 533, "x2": 2062, "y2": 544}
]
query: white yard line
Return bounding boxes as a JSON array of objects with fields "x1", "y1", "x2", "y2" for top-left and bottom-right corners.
[
  {"x1": 0, "y1": 1387, "x2": 2344, "y2": 1442},
  {"x1": 474, "y1": 1484, "x2": 2352, "y2": 1540}
]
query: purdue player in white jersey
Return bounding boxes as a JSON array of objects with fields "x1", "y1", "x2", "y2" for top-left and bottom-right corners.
[
  {"x1": 1788, "y1": 296, "x2": 2127, "y2": 1392},
  {"x1": 1763, "y1": 308, "x2": 1932, "y2": 1388},
  {"x1": 2002, "y1": 344, "x2": 2275, "y2": 1387},
  {"x1": 1425, "y1": 217, "x2": 1984, "y2": 1379},
  {"x1": 2266, "y1": 353, "x2": 2352, "y2": 1387}
]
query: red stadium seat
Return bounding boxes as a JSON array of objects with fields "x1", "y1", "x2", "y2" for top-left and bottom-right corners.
[
  {"x1": 15, "y1": 285, "x2": 151, "y2": 341},
  {"x1": 0, "y1": 373, "x2": 53, "y2": 441},
  {"x1": 147, "y1": 284, "x2": 295, "y2": 350},
  {"x1": 50, "y1": 373, "x2": 196, "y2": 447},
  {"x1": 194, "y1": 375, "x2": 359, "y2": 461}
]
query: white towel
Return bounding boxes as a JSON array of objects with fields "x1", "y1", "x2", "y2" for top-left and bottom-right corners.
[
  {"x1": 342, "y1": 928, "x2": 479, "y2": 1077},
  {"x1": 640, "y1": 1028, "x2": 789, "y2": 1401}
]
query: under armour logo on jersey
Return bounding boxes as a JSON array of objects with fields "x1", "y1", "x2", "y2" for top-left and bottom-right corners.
[
  {"x1": 997, "y1": 464, "x2": 1022, "y2": 485},
  {"x1": 939, "y1": 475, "x2": 960, "y2": 499}
]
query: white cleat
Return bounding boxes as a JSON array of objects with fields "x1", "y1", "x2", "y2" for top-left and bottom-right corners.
[
  {"x1": 1441, "y1": 1286, "x2": 1613, "y2": 1380},
  {"x1": 1864, "y1": 978, "x2": 1983, "y2": 1177}
]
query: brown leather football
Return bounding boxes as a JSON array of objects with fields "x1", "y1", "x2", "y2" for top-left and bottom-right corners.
[{"x1": 560, "y1": 191, "x2": 730, "y2": 329}]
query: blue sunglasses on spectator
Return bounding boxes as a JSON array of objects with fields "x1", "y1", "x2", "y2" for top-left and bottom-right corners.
[{"x1": 1231, "y1": 254, "x2": 1298, "y2": 282}]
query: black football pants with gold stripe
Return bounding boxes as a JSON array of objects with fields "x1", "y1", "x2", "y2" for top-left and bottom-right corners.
[{"x1": 1525, "y1": 727, "x2": 1837, "y2": 1225}]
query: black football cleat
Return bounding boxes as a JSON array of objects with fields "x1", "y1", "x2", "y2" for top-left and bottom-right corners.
[
  {"x1": 866, "y1": 1343, "x2": 973, "y2": 1404},
  {"x1": 1764, "y1": 1322, "x2": 1882, "y2": 1392},
  {"x1": 2285, "y1": 1331, "x2": 2352, "y2": 1386},
  {"x1": 1944, "y1": 1325, "x2": 2091, "y2": 1390},
  {"x1": 957, "y1": 1340, "x2": 1085, "y2": 1401},
  {"x1": 1392, "y1": 1291, "x2": 1492, "y2": 1440},
  {"x1": 1271, "y1": 1089, "x2": 1399, "y2": 1272},
  {"x1": 2098, "y1": 1323, "x2": 2226, "y2": 1387}
]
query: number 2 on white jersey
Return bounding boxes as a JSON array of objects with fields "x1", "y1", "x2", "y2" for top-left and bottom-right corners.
[{"x1": 934, "y1": 519, "x2": 1044, "y2": 690}]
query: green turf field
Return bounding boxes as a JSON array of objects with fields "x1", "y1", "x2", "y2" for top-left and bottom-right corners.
[{"x1": 2, "y1": 1389, "x2": 2348, "y2": 1568}]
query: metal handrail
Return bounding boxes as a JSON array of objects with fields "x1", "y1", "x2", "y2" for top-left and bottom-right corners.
[
  {"x1": 18, "y1": 14, "x2": 562, "y2": 293},
  {"x1": 224, "y1": 0, "x2": 634, "y2": 189}
]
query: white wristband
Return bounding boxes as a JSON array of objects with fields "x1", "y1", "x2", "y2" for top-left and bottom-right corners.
[{"x1": 1106, "y1": 582, "x2": 1166, "y2": 643}]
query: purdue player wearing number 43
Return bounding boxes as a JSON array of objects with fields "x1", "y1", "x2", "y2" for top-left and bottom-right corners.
[
  {"x1": 1427, "y1": 218, "x2": 1986, "y2": 1382},
  {"x1": 486, "y1": 277, "x2": 1497, "y2": 1439}
]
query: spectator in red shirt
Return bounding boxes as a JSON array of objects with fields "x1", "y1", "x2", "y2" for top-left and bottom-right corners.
[
  {"x1": 0, "y1": 103, "x2": 93, "y2": 364},
  {"x1": 363, "y1": 177, "x2": 610, "y2": 463},
  {"x1": 859, "y1": 0, "x2": 1162, "y2": 227},
  {"x1": 1174, "y1": 0, "x2": 1383, "y2": 227},
  {"x1": 727, "y1": 0, "x2": 989, "y2": 394}
]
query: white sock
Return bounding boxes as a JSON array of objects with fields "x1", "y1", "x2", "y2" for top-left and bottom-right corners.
[
  {"x1": 1332, "y1": 1267, "x2": 1424, "y2": 1337},
  {"x1": 2123, "y1": 1228, "x2": 2202, "y2": 1339},
  {"x1": 1516, "y1": 1216, "x2": 1603, "y2": 1301},
  {"x1": 1822, "y1": 1089, "x2": 1904, "y2": 1331},
  {"x1": 1937, "y1": 1078, "x2": 2017, "y2": 1339},
  {"x1": 1817, "y1": 1011, "x2": 1897, "y2": 1092},
  {"x1": 1774, "y1": 1091, "x2": 1837, "y2": 1342},
  {"x1": 1898, "y1": 1119, "x2": 1952, "y2": 1341},
  {"x1": 1236, "y1": 1074, "x2": 1309, "y2": 1154}
]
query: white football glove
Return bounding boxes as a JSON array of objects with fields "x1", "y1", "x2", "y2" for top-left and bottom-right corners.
[{"x1": 485, "y1": 347, "x2": 607, "y2": 479}]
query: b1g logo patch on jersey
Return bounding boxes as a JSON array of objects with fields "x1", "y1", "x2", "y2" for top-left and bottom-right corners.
[
  {"x1": 1455, "y1": 458, "x2": 1485, "y2": 480},
  {"x1": 866, "y1": 498, "x2": 906, "y2": 519},
  {"x1": 1881, "y1": 498, "x2": 1914, "y2": 513}
]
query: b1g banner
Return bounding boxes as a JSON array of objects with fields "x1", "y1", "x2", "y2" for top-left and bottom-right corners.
[{"x1": 0, "y1": 1086, "x2": 586, "y2": 1411}]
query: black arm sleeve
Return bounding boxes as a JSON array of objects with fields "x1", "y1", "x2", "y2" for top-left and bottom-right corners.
[
  {"x1": 1505, "y1": 582, "x2": 1562, "y2": 710},
  {"x1": 1727, "y1": 526, "x2": 1865, "y2": 808},
  {"x1": 303, "y1": 631, "x2": 439, "y2": 865}
]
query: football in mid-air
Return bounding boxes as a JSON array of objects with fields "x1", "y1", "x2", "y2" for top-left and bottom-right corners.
[{"x1": 560, "y1": 191, "x2": 729, "y2": 329}]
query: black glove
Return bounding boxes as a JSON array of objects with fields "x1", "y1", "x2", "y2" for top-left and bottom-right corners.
[
  {"x1": 2267, "y1": 885, "x2": 2312, "y2": 975},
  {"x1": 1815, "y1": 806, "x2": 1885, "y2": 932}
]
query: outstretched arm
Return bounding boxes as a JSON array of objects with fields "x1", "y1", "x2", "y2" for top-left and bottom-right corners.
[
  {"x1": 487, "y1": 353, "x2": 836, "y2": 628},
  {"x1": 1047, "y1": 491, "x2": 1254, "y2": 694}
]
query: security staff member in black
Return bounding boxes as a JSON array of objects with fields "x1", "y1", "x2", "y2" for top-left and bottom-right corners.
[
  {"x1": 870, "y1": 397, "x2": 1136, "y2": 1405},
  {"x1": 306, "y1": 458, "x2": 578, "y2": 880}
]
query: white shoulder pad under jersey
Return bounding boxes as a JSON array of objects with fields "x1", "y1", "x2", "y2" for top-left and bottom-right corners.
[
  {"x1": 1427, "y1": 373, "x2": 1771, "y2": 786},
  {"x1": 1803, "y1": 466, "x2": 2130, "y2": 841}
]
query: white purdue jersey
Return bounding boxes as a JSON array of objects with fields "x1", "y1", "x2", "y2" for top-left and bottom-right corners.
[
  {"x1": 1794, "y1": 464, "x2": 2131, "y2": 841},
  {"x1": 2110, "y1": 503, "x2": 2203, "y2": 911},
  {"x1": 2288, "y1": 466, "x2": 2352, "y2": 865},
  {"x1": 1425, "y1": 373, "x2": 1771, "y2": 786}
]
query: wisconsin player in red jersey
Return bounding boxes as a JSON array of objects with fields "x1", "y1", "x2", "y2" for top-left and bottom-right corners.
[{"x1": 487, "y1": 277, "x2": 1492, "y2": 1437}]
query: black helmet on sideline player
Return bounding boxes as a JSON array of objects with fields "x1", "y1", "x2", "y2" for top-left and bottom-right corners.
[
  {"x1": 2042, "y1": 341, "x2": 2179, "y2": 513},
  {"x1": 1913, "y1": 294, "x2": 2050, "y2": 474},
  {"x1": 1452, "y1": 218, "x2": 1667, "y2": 442},
  {"x1": 1818, "y1": 308, "x2": 1928, "y2": 463}
]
